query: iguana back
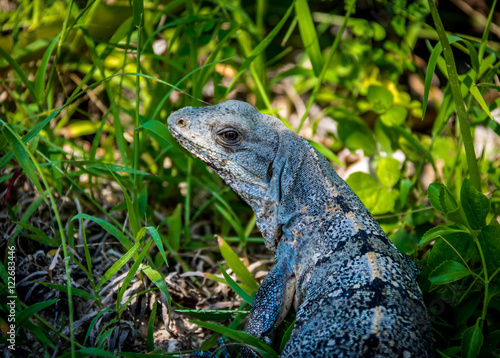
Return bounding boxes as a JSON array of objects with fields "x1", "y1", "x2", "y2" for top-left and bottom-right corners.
[{"x1": 167, "y1": 100, "x2": 434, "y2": 357}]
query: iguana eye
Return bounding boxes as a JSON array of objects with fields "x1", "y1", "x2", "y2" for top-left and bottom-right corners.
[{"x1": 219, "y1": 130, "x2": 240, "y2": 144}]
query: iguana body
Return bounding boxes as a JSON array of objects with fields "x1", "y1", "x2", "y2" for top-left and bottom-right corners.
[{"x1": 167, "y1": 101, "x2": 434, "y2": 357}]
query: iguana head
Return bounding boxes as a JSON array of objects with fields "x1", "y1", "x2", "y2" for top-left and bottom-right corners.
[
  {"x1": 167, "y1": 100, "x2": 284, "y2": 204},
  {"x1": 168, "y1": 100, "x2": 291, "y2": 251}
]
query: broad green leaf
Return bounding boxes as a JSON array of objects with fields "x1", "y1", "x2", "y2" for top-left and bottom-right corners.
[
  {"x1": 367, "y1": 85, "x2": 393, "y2": 113},
  {"x1": 96, "y1": 242, "x2": 141, "y2": 290},
  {"x1": 346, "y1": 172, "x2": 397, "y2": 215},
  {"x1": 218, "y1": 236, "x2": 259, "y2": 292},
  {"x1": 330, "y1": 109, "x2": 377, "y2": 156},
  {"x1": 425, "y1": 232, "x2": 475, "y2": 276},
  {"x1": 379, "y1": 105, "x2": 407, "y2": 126},
  {"x1": 461, "y1": 320, "x2": 483, "y2": 358},
  {"x1": 420, "y1": 225, "x2": 467, "y2": 245},
  {"x1": 218, "y1": 263, "x2": 254, "y2": 305},
  {"x1": 295, "y1": 0, "x2": 324, "y2": 77},
  {"x1": 376, "y1": 157, "x2": 400, "y2": 188},
  {"x1": 478, "y1": 225, "x2": 500, "y2": 273},
  {"x1": 427, "y1": 182, "x2": 458, "y2": 214},
  {"x1": 191, "y1": 320, "x2": 278, "y2": 357},
  {"x1": 141, "y1": 120, "x2": 178, "y2": 148},
  {"x1": 429, "y1": 260, "x2": 470, "y2": 285},
  {"x1": 460, "y1": 179, "x2": 489, "y2": 230}
]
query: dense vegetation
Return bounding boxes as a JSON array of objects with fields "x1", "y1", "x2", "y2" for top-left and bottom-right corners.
[{"x1": 0, "y1": 0, "x2": 499, "y2": 357}]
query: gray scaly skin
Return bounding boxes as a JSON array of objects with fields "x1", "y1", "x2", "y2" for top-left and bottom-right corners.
[{"x1": 167, "y1": 101, "x2": 434, "y2": 357}]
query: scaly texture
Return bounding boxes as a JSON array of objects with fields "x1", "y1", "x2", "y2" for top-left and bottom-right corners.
[{"x1": 167, "y1": 101, "x2": 434, "y2": 357}]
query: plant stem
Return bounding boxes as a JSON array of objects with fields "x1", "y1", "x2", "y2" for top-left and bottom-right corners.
[{"x1": 428, "y1": 0, "x2": 482, "y2": 192}]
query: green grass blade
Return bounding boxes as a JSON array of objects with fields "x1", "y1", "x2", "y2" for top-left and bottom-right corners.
[
  {"x1": 141, "y1": 265, "x2": 172, "y2": 309},
  {"x1": 224, "y1": 4, "x2": 294, "y2": 96},
  {"x1": 96, "y1": 242, "x2": 141, "y2": 291},
  {"x1": 71, "y1": 213, "x2": 133, "y2": 250},
  {"x1": 147, "y1": 300, "x2": 157, "y2": 352},
  {"x1": 34, "y1": 34, "x2": 61, "y2": 103},
  {"x1": 295, "y1": 0, "x2": 324, "y2": 77},
  {"x1": 217, "y1": 236, "x2": 259, "y2": 292},
  {"x1": 16, "y1": 299, "x2": 59, "y2": 327},
  {"x1": 117, "y1": 239, "x2": 153, "y2": 311},
  {"x1": 0, "y1": 47, "x2": 40, "y2": 106},
  {"x1": 37, "y1": 283, "x2": 97, "y2": 301},
  {"x1": 191, "y1": 320, "x2": 277, "y2": 357},
  {"x1": 1, "y1": 122, "x2": 46, "y2": 200},
  {"x1": 218, "y1": 263, "x2": 254, "y2": 305}
]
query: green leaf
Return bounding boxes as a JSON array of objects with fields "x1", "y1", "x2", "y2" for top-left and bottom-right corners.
[
  {"x1": 116, "y1": 239, "x2": 153, "y2": 311},
  {"x1": 147, "y1": 300, "x2": 157, "y2": 352},
  {"x1": 425, "y1": 232, "x2": 475, "y2": 277},
  {"x1": 420, "y1": 225, "x2": 467, "y2": 245},
  {"x1": 34, "y1": 34, "x2": 61, "y2": 102},
  {"x1": 144, "y1": 226, "x2": 168, "y2": 268},
  {"x1": 191, "y1": 320, "x2": 278, "y2": 357},
  {"x1": 175, "y1": 308, "x2": 237, "y2": 322},
  {"x1": 400, "y1": 179, "x2": 412, "y2": 207},
  {"x1": 330, "y1": 109, "x2": 377, "y2": 156},
  {"x1": 478, "y1": 225, "x2": 500, "y2": 274},
  {"x1": 346, "y1": 172, "x2": 397, "y2": 215},
  {"x1": 429, "y1": 260, "x2": 470, "y2": 285},
  {"x1": 218, "y1": 236, "x2": 259, "y2": 292},
  {"x1": 12, "y1": 221, "x2": 60, "y2": 247},
  {"x1": 367, "y1": 85, "x2": 393, "y2": 113},
  {"x1": 379, "y1": 106, "x2": 407, "y2": 127},
  {"x1": 308, "y1": 140, "x2": 344, "y2": 167},
  {"x1": 96, "y1": 242, "x2": 141, "y2": 290},
  {"x1": 132, "y1": 0, "x2": 144, "y2": 27},
  {"x1": 37, "y1": 283, "x2": 96, "y2": 301},
  {"x1": 16, "y1": 299, "x2": 59, "y2": 327},
  {"x1": 295, "y1": 0, "x2": 324, "y2": 77},
  {"x1": 2, "y1": 123, "x2": 46, "y2": 200},
  {"x1": 376, "y1": 157, "x2": 400, "y2": 188},
  {"x1": 142, "y1": 265, "x2": 172, "y2": 308},
  {"x1": 427, "y1": 182, "x2": 458, "y2": 214},
  {"x1": 461, "y1": 320, "x2": 483, "y2": 358},
  {"x1": 460, "y1": 178, "x2": 489, "y2": 230},
  {"x1": 218, "y1": 263, "x2": 254, "y2": 305},
  {"x1": 167, "y1": 204, "x2": 182, "y2": 252},
  {"x1": 71, "y1": 213, "x2": 133, "y2": 251}
]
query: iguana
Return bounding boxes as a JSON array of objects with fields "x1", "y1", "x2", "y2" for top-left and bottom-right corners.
[{"x1": 167, "y1": 100, "x2": 434, "y2": 357}]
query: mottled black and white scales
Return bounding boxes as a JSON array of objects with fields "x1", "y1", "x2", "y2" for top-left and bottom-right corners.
[{"x1": 167, "y1": 100, "x2": 434, "y2": 358}]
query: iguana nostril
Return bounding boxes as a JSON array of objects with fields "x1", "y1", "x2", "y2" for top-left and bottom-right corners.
[{"x1": 176, "y1": 118, "x2": 187, "y2": 127}]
